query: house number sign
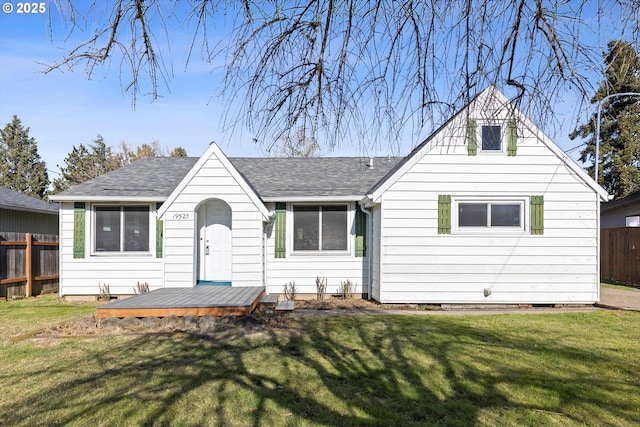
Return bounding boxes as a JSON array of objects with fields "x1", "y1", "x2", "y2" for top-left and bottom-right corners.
[{"x1": 171, "y1": 213, "x2": 191, "y2": 220}]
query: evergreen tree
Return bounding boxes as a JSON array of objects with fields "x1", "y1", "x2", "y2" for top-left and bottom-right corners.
[
  {"x1": 570, "y1": 40, "x2": 640, "y2": 199},
  {"x1": 51, "y1": 135, "x2": 116, "y2": 194},
  {"x1": 0, "y1": 115, "x2": 49, "y2": 199}
]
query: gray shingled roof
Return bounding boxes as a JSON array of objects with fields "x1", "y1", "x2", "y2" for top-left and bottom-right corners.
[
  {"x1": 231, "y1": 157, "x2": 400, "y2": 198},
  {"x1": 51, "y1": 155, "x2": 401, "y2": 200},
  {"x1": 0, "y1": 187, "x2": 59, "y2": 214},
  {"x1": 51, "y1": 157, "x2": 198, "y2": 199},
  {"x1": 601, "y1": 189, "x2": 640, "y2": 212}
]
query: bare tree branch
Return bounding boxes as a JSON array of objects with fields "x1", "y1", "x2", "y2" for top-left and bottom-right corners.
[{"x1": 44, "y1": 0, "x2": 640, "y2": 153}]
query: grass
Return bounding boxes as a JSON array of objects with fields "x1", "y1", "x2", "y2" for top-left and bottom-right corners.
[
  {"x1": 601, "y1": 282, "x2": 640, "y2": 292},
  {"x1": 0, "y1": 297, "x2": 639, "y2": 426},
  {"x1": 0, "y1": 294, "x2": 97, "y2": 338}
]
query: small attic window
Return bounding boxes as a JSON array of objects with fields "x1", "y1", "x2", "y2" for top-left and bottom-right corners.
[{"x1": 482, "y1": 125, "x2": 502, "y2": 151}]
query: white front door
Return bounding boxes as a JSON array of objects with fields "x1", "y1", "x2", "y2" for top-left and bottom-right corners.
[{"x1": 198, "y1": 200, "x2": 232, "y2": 283}]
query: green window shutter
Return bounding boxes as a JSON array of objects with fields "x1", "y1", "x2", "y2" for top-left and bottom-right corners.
[
  {"x1": 438, "y1": 195, "x2": 451, "y2": 234},
  {"x1": 73, "y1": 202, "x2": 85, "y2": 258},
  {"x1": 155, "y1": 202, "x2": 163, "y2": 258},
  {"x1": 467, "y1": 119, "x2": 477, "y2": 156},
  {"x1": 507, "y1": 119, "x2": 517, "y2": 156},
  {"x1": 531, "y1": 196, "x2": 544, "y2": 235},
  {"x1": 274, "y1": 202, "x2": 286, "y2": 258},
  {"x1": 355, "y1": 208, "x2": 366, "y2": 257}
]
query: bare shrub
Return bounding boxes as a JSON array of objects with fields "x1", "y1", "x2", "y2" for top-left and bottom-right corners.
[
  {"x1": 339, "y1": 280, "x2": 356, "y2": 300},
  {"x1": 316, "y1": 276, "x2": 327, "y2": 301},
  {"x1": 283, "y1": 281, "x2": 297, "y2": 301},
  {"x1": 98, "y1": 283, "x2": 111, "y2": 301},
  {"x1": 133, "y1": 281, "x2": 150, "y2": 294}
]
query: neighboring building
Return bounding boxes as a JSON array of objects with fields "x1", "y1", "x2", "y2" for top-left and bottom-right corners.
[
  {"x1": 0, "y1": 187, "x2": 59, "y2": 234},
  {"x1": 50, "y1": 87, "x2": 609, "y2": 304},
  {"x1": 601, "y1": 190, "x2": 640, "y2": 229}
]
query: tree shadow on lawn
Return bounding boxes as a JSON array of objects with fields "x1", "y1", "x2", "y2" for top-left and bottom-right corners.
[{"x1": 2, "y1": 313, "x2": 639, "y2": 426}]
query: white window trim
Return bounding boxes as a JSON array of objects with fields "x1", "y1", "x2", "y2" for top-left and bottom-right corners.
[
  {"x1": 452, "y1": 197, "x2": 528, "y2": 234},
  {"x1": 289, "y1": 202, "x2": 352, "y2": 256},
  {"x1": 90, "y1": 203, "x2": 155, "y2": 256},
  {"x1": 477, "y1": 120, "x2": 507, "y2": 154}
]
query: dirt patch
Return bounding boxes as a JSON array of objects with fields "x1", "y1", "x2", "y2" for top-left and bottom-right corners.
[
  {"x1": 22, "y1": 295, "x2": 606, "y2": 342},
  {"x1": 24, "y1": 298, "x2": 416, "y2": 341},
  {"x1": 293, "y1": 297, "x2": 438, "y2": 311}
]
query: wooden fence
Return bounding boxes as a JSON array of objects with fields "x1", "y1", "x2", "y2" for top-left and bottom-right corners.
[
  {"x1": 601, "y1": 227, "x2": 640, "y2": 285},
  {"x1": 0, "y1": 232, "x2": 59, "y2": 298}
]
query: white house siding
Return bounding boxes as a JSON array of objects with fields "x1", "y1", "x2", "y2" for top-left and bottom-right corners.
[
  {"x1": 377, "y1": 111, "x2": 601, "y2": 304},
  {"x1": 371, "y1": 205, "x2": 382, "y2": 301},
  {"x1": 264, "y1": 202, "x2": 369, "y2": 296},
  {"x1": 161, "y1": 156, "x2": 265, "y2": 288},
  {"x1": 58, "y1": 202, "x2": 164, "y2": 296}
]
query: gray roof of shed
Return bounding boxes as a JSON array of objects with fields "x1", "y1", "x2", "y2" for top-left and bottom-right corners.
[
  {"x1": 51, "y1": 155, "x2": 402, "y2": 200},
  {"x1": 0, "y1": 186, "x2": 59, "y2": 214}
]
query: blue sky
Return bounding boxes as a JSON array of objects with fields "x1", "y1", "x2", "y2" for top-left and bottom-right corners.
[{"x1": 0, "y1": 2, "x2": 626, "y2": 181}]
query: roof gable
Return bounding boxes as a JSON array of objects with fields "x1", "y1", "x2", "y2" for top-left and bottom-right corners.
[
  {"x1": 368, "y1": 86, "x2": 610, "y2": 202},
  {"x1": 158, "y1": 142, "x2": 271, "y2": 220}
]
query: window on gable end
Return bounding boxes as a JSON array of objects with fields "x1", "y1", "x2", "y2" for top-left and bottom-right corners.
[
  {"x1": 481, "y1": 125, "x2": 502, "y2": 151},
  {"x1": 455, "y1": 199, "x2": 525, "y2": 232}
]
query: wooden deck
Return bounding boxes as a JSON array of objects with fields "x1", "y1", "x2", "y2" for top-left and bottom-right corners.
[{"x1": 96, "y1": 286, "x2": 265, "y2": 319}]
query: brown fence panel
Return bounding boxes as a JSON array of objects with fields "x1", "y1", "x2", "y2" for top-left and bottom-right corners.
[
  {"x1": 601, "y1": 227, "x2": 640, "y2": 285},
  {"x1": 0, "y1": 232, "x2": 59, "y2": 298}
]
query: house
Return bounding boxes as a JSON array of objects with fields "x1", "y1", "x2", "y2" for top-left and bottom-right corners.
[
  {"x1": 49, "y1": 87, "x2": 609, "y2": 304},
  {"x1": 0, "y1": 186, "x2": 59, "y2": 234},
  {"x1": 601, "y1": 190, "x2": 640, "y2": 228}
]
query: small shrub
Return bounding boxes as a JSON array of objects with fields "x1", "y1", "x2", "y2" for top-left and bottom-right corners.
[
  {"x1": 133, "y1": 281, "x2": 150, "y2": 294},
  {"x1": 339, "y1": 279, "x2": 356, "y2": 299},
  {"x1": 98, "y1": 283, "x2": 111, "y2": 301},
  {"x1": 283, "y1": 281, "x2": 297, "y2": 301},
  {"x1": 316, "y1": 276, "x2": 327, "y2": 301}
]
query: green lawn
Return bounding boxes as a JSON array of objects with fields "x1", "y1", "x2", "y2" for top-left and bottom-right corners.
[
  {"x1": 601, "y1": 282, "x2": 640, "y2": 292},
  {"x1": 1, "y1": 296, "x2": 639, "y2": 426}
]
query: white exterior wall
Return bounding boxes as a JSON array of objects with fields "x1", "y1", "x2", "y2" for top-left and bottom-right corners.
[
  {"x1": 377, "y1": 103, "x2": 601, "y2": 304},
  {"x1": 58, "y1": 202, "x2": 164, "y2": 296},
  {"x1": 371, "y1": 205, "x2": 382, "y2": 301},
  {"x1": 162, "y1": 156, "x2": 265, "y2": 288},
  {"x1": 264, "y1": 202, "x2": 369, "y2": 296}
]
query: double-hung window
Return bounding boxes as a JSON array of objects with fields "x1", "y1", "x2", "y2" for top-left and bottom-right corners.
[
  {"x1": 95, "y1": 205, "x2": 150, "y2": 253},
  {"x1": 293, "y1": 205, "x2": 348, "y2": 252},
  {"x1": 456, "y1": 200, "x2": 525, "y2": 231}
]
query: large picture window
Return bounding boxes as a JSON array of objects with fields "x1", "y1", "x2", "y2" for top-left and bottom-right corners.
[
  {"x1": 293, "y1": 205, "x2": 348, "y2": 252},
  {"x1": 95, "y1": 206, "x2": 150, "y2": 252},
  {"x1": 456, "y1": 200, "x2": 524, "y2": 231}
]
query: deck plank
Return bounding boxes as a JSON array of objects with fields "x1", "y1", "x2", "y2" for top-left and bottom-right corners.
[{"x1": 97, "y1": 286, "x2": 265, "y2": 318}]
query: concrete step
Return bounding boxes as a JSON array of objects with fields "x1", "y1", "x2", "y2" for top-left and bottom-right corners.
[{"x1": 275, "y1": 300, "x2": 295, "y2": 311}]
